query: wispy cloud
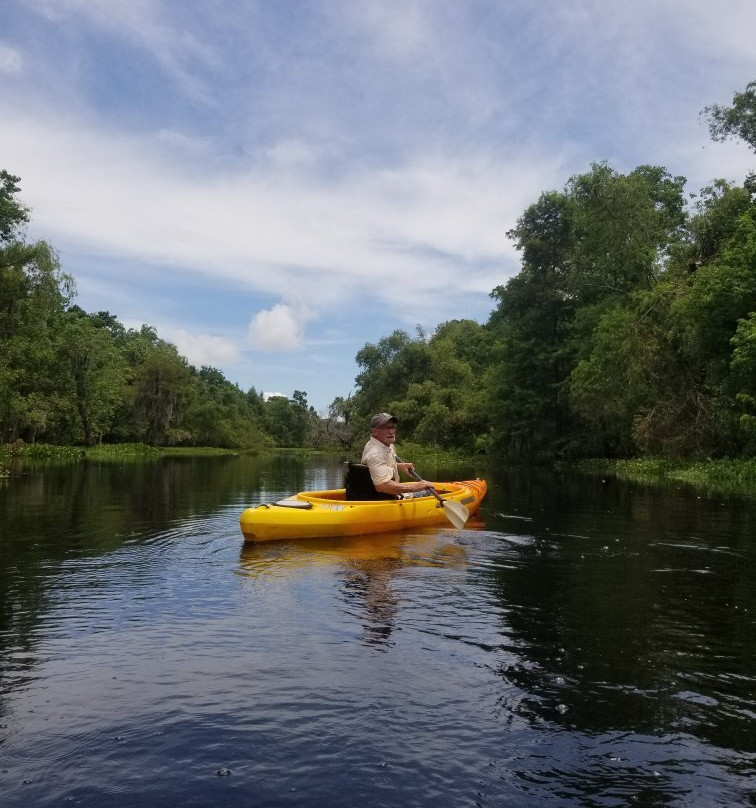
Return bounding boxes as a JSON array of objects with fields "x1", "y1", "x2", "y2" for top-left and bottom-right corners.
[
  {"x1": 0, "y1": 43, "x2": 23, "y2": 74},
  {"x1": 0, "y1": 106, "x2": 554, "y2": 315},
  {"x1": 23, "y1": 0, "x2": 221, "y2": 97}
]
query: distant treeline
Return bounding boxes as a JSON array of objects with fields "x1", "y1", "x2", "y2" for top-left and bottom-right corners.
[{"x1": 2, "y1": 82, "x2": 755, "y2": 460}]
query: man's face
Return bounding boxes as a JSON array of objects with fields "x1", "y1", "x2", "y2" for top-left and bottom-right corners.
[{"x1": 371, "y1": 423, "x2": 397, "y2": 446}]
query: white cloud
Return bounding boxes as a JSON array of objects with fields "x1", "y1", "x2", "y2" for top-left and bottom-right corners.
[
  {"x1": 248, "y1": 304, "x2": 312, "y2": 352},
  {"x1": 170, "y1": 329, "x2": 242, "y2": 368}
]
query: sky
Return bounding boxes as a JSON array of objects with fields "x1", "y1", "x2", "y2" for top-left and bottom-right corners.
[{"x1": 1, "y1": 0, "x2": 755, "y2": 413}]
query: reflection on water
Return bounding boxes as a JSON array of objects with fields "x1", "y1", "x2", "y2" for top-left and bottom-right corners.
[
  {"x1": 0, "y1": 453, "x2": 754, "y2": 807},
  {"x1": 240, "y1": 532, "x2": 470, "y2": 650}
]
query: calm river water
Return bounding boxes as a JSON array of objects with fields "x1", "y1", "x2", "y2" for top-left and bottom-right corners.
[{"x1": 0, "y1": 452, "x2": 754, "y2": 807}]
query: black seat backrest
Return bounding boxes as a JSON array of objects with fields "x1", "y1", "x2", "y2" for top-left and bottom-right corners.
[{"x1": 344, "y1": 462, "x2": 397, "y2": 501}]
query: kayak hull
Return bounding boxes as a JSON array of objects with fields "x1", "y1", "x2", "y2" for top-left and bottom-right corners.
[{"x1": 240, "y1": 479, "x2": 487, "y2": 543}]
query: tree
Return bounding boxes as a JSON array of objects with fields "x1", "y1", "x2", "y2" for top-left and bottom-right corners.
[
  {"x1": 56, "y1": 310, "x2": 125, "y2": 445},
  {"x1": 133, "y1": 342, "x2": 193, "y2": 445},
  {"x1": 306, "y1": 395, "x2": 357, "y2": 449},
  {"x1": 263, "y1": 395, "x2": 303, "y2": 447},
  {"x1": 565, "y1": 163, "x2": 686, "y2": 303},
  {"x1": 0, "y1": 241, "x2": 73, "y2": 442},
  {"x1": 703, "y1": 81, "x2": 756, "y2": 152},
  {"x1": 415, "y1": 320, "x2": 492, "y2": 451},
  {"x1": 488, "y1": 273, "x2": 575, "y2": 459},
  {"x1": 488, "y1": 189, "x2": 577, "y2": 459},
  {"x1": 570, "y1": 302, "x2": 650, "y2": 456},
  {"x1": 0, "y1": 170, "x2": 30, "y2": 243},
  {"x1": 352, "y1": 329, "x2": 430, "y2": 424},
  {"x1": 672, "y1": 206, "x2": 756, "y2": 386},
  {"x1": 684, "y1": 180, "x2": 753, "y2": 266},
  {"x1": 730, "y1": 312, "x2": 756, "y2": 453},
  {"x1": 185, "y1": 370, "x2": 270, "y2": 448}
]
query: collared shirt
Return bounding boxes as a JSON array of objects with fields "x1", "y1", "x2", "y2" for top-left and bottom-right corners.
[{"x1": 361, "y1": 436, "x2": 400, "y2": 486}]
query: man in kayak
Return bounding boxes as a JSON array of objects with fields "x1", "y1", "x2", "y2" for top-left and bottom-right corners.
[{"x1": 361, "y1": 413, "x2": 432, "y2": 498}]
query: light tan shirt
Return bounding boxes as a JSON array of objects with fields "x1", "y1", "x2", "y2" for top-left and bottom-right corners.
[{"x1": 361, "y1": 436, "x2": 400, "y2": 486}]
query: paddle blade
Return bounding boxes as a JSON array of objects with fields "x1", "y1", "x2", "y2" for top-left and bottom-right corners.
[{"x1": 442, "y1": 500, "x2": 469, "y2": 529}]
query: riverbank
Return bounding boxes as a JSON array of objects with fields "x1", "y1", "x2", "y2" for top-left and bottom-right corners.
[
  {"x1": 0, "y1": 442, "x2": 243, "y2": 467},
  {"x1": 572, "y1": 457, "x2": 756, "y2": 497},
  {"x1": 3, "y1": 443, "x2": 754, "y2": 497}
]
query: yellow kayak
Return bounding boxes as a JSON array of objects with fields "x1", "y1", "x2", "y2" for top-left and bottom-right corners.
[{"x1": 240, "y1": 479, "x2": 487, "y2": 543}]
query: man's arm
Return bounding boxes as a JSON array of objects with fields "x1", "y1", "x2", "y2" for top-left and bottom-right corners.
[
  {"x1": 374, "y1": 477, "x2": 431, "y2": 496},
  {"x1": 375, "y1": 457, "x2": 429, "y2": 495}
]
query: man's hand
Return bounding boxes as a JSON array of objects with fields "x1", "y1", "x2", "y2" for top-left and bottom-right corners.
[{"x1": 397, "y1": 462, "x2": 414, "y2": 474}]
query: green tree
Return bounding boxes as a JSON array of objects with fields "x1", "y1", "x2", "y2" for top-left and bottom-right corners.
[
  {"x1": 133, "y1": 342, "x2": 193, "y2": 445},
  {"x1": 405, "y1": 320, "x2": 492, "y2": 451},
  {"x1": 185, "y1": 366, "x2": 271, "y2": 448},
  {"x1": 0, "y1": 240, "x2": 73, "y2": 442},
  {"x1": 349, "y1": 320, "x2": 492, "y2": 452},
  {"x1": 263, "y1": 395, "x2": 301, "y2": 447},
  {"x1": 488, "y1": 272, "x2": 575, "y2": 459},
  {"x1": 703, "y1": 81, "x2": 756, "y2": 152},
  {"x1": 730, "y1": 312, "x2": 756, "y2": 453},
  {"x1": 56, "y1": 310, "x2": 126, "y2": 445},
  {"x1": 246, "y1": 386, "x2": 266, "y2": 417},
  {"x1": 570, "y1": 190, "x2": 756, "y2": 458},
  {"x1": 352, "y1": 329, "x2": 431, "y2": 424},
  {"x1": 0, "y1": 170, "x2": 30, "y2": 243},
  {"x1": 566, "y1": 163, "x2": 686, "y2": 302},
  {"x1": 570, "y1": 302, "x2": 648, "y2": 456},
  {"x1": 676, "y1": 180, "x2": 754, "y2": 269},
  {"x1": 666, "y1": 205, "x2": 756, "y2": 454},
  {"x1": 0, "y1": 169, "x2": 283, "y2": 450},
  {"x1": 488, "y1": 187, "x2": 577, "y2": 458}
]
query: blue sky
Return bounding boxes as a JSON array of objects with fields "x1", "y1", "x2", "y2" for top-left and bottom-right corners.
[{"x1": 1, "y1": 0, "x2": 754, "y2": 412}]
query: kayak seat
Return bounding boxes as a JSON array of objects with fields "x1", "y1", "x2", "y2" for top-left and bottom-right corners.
[{"x1": 344, "y1": 462, "x2": 398, "y2": 501}]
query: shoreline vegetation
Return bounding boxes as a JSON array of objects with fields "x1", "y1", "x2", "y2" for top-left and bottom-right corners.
[
  {"x1": 2, "y1": 442, "x2": 754, "y2": 497},
  {"x1": 571, "y1": 457, "x2": 756, "y2": 496}
]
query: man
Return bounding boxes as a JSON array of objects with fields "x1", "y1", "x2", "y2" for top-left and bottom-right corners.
[{"x1": 361, "y1": 413, "x2": 431, "y2": 498}]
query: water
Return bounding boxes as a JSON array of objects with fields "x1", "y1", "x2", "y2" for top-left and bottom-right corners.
[{"x1": 0, "y1": 454, "x2": 754, "y2": 807}]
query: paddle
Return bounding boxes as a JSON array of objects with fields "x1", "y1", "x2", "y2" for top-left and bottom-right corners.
[{"x1": 396, "y1": 455, "x2": 469, "y2": 529}]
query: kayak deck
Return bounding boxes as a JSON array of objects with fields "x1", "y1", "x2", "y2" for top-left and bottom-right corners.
[{"x1": 240, "y1": 479, "x2": 487, "y2": 542}]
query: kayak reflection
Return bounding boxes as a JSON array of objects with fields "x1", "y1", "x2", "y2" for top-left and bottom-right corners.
[{"x1": 238, "y1": 529, "x2": 470, "y2": 573}]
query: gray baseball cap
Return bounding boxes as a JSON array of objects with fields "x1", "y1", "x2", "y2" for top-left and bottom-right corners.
[{"x1": 370, "y1": 412, "x2": 398, "y2": 428}]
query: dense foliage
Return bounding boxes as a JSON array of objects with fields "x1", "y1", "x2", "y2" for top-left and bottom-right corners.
[{"x1": 2, "y1": 82, "x2": 755, "y2": 460}]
